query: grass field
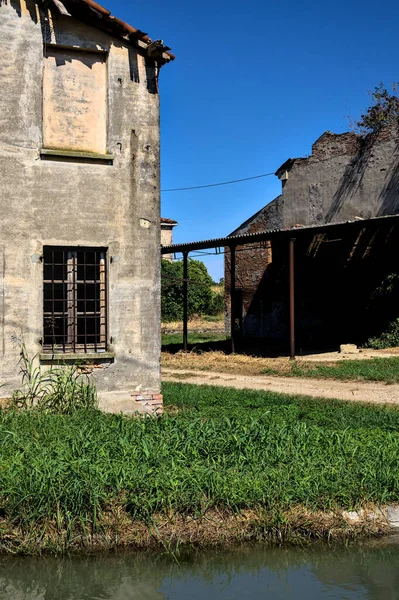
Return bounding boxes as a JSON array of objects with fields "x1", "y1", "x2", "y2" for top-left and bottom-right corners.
[
  {"x1": 161, "y1": 315, "x2": 224, "y2": 332},
  {"x1": 261, "y1": 357, "x2": 399, "y2": 383},
  {"x1": 162, "y1": 331, "x2": 226, "y2": 347},
  {"x1": 162, "y1": 351, "x2": 399, "y2": 383},
  {"x1": 1, "y1": 382, "x2": 399, "y2": 553}
]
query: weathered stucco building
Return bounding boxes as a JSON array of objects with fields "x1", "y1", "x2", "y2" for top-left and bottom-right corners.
[
  {"x1": 0, "y1": 0, "x2": 173, "y2": 412},
  {"x1": 225, "y1": 126, "x2": 399, "y2": 348}
]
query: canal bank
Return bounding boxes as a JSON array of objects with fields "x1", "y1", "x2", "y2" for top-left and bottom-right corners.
[
  {"x1": 2, "y1": 382, "x2": 399, "y2": 555},
  {"x1": 2, "y1": 504, "x2": 399, "y2": 556}
]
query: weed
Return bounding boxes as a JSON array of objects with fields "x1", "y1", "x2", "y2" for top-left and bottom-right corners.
[{"x1": 9, "y1": 344, "x2": 97, "y2": 413}]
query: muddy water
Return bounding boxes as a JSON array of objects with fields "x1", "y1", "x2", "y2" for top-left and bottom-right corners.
[{"x1": 1, "y1": 540, "x2": 399, "y2": 599}]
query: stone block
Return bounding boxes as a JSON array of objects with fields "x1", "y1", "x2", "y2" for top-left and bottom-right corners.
[
  {"x1": 340, "y1": 344, "x2": 359, "y2": 354},
  {"x1": 385, "y1": 505, "x2": 399, "y2": 528}
]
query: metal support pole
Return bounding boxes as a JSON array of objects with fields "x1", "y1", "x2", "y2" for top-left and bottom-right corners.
[
  {"x1": 289, "y1": 238, "x2": 295, "y2": 360},
  {"x1": 183, "y1": 251, "x2": 188, "y2": 352},
  {"x1": 230, "y1": 245, "x2": 236, "y2": 354}
]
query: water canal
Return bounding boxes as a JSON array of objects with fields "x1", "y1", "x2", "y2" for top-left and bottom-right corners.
[{"x1": 1, "y1": 540, "x2": 398, "y2": 599}]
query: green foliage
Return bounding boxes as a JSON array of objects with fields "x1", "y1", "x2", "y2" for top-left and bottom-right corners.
[
  {"x1": 366, "y1": 320, "x2": 399, "y2": 350},
  {"x1": 10, "y1": 344, "x2": 97, "y2": 413},
  {"x1": 355, "y1": 82, "x2": 399, "y2": 134},
  {"x1": 362, "y1": 273, "x2": 399, "y2": 349},
  {"x1": 370, "y1": 272, "x2": 399, "y2": 300},
  {"x1": 208, "y1": 289, "x2": 224, "y2": 316},
  {"x1": 262, "y1": 357, "x2": 399, "y2": 383},
  {"x1": 161, "y1": 259, "x2": 218, "y2": 321},
  {"x1": 2, "y1": 383, "x2": 399, "y2": 532}
]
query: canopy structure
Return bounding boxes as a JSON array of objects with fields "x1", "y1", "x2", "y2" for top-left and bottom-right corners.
[{"x1": 161, "y1": 214, "x2": 399, "y2": 358}]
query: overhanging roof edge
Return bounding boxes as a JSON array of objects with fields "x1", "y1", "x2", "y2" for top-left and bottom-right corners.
[{"x1": 161, "y1": 214, "x2": 399, "y2": 254}]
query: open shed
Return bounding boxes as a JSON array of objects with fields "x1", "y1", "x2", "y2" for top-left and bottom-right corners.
[{"x1": 161, "y1": 214, "x2": 399, "y2": 357}]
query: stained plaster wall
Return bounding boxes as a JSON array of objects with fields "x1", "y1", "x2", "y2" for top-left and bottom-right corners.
[{"x1": 0, "y1": 1, "x2": 163, "y2": 411}]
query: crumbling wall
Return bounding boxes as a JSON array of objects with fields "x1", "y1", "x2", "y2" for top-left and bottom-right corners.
[
  {"x1": 226, "y1": 126, "x2": 399, "y2": 344},
  {"x1": 282, "y1": 127, "x2": 399, "y2": 227}
]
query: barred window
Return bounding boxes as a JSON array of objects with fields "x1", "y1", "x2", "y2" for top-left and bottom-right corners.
[{"x1": 43, "y1": 247, "x2": 107, "y2": 353}]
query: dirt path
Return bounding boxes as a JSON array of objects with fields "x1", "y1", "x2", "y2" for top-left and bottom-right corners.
[{"x1": 162, "y1": 368, "x2": 399, "y2": 404}]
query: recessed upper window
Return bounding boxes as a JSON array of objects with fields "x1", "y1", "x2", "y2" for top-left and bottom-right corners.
[{"x1": 43, "y1": 47, "x2": 107, "y2": 154}]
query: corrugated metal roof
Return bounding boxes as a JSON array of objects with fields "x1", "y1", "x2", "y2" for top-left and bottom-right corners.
[{"x1": 161, "y1": 214, "x2": 399, "y2": 254}]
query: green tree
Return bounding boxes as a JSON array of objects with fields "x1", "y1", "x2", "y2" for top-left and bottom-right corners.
[
  {"x1": 355, "y1": 82, "x2": 399, "y2": 134},
  {"x1": 161, "y1": 259, "x2": 214, "y2": 321}
]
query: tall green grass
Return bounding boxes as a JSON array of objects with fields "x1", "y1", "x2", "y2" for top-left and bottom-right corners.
[
  {"x1": 1, "y1": 383, "x2": 399, "y2": 534},
  {"x1": 9, "y1": 343, "x2": 97, "y2": 413}
]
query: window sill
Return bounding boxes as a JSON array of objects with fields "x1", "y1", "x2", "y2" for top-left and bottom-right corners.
[
  {"x1": 40, "y1": 148, "x2": 114, "y2": 162},
  {"x1": 40, "y1": 352, "x2": 115, "y2": 363}
]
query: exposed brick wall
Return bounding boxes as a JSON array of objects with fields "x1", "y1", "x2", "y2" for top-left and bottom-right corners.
[
  {"x1": 225, "y1": 242, "x2": 274, "y2": 337},
  {"x1": 161, "y1": 221, "x2": 177, "y2": 262},
  {"x1": 131, "y1": 392, "x2": 163, "y2": 414},
  {"x1": 311, "y1": 131, "x2": 360, "y2": 161}
]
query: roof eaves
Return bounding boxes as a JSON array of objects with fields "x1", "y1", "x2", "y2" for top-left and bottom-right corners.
[
  {"x1": 52, "y1": 0, "x2": 175, "y2": 62},
  {"x1": 275, "y1": 158, "x2": 296, "y2": 177}
]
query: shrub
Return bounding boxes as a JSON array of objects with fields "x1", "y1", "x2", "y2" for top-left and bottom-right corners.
[
  {"x1": 208, "y1": 290, "x2": 224, "y2": 316},
  {"x1": 365, "y1": 318, "x2": 399, "y2": 350},
  {"x1": 363, "y1": 273, "x2": 399, "y2": 348}
]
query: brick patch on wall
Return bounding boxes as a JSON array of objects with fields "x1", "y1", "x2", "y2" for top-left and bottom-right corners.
[{"x1": 131, "y1": 392, "x2": 163, "y2": 414}]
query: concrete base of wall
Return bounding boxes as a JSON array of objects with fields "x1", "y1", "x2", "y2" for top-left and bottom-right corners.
[
  {"x1": 98, "y1": 391, "x2": 163, "y2": 415},
  {"x1": 0, "y1": 392, "x2": 163, "y2": 415}
]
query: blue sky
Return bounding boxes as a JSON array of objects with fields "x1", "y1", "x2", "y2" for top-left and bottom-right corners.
[{"x1": 109, "y1": 0, "x2": 399, "y2": 280}]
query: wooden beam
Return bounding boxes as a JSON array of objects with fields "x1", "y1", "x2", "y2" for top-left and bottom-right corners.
[{"x1": 52, "y1": 0, "x2": 71, "y2": 15}]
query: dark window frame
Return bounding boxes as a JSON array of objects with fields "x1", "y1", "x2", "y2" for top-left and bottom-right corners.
[{"x1": 43, "y1": 246, "x2": 108, "y2": 354}]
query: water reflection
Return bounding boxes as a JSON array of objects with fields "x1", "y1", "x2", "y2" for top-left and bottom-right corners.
[{"x1": 1, "y1": 540, "x2": 399, "y2": 599}]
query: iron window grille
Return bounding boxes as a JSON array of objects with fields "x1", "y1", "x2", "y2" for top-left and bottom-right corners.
[{"x1": 43, "y1": 247, "x2": 107, "y2": 353}]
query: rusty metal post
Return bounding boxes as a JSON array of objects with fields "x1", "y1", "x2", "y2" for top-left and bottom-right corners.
[
  {"x1": 289, "y1": 238, "x2": 295, "y2": 360},
  {"x1": 183, "y1": 251, "x2": 188, "y2": 352},
  {"x1": 230, "y1": 245, "x2": 236, "y2": 354}
]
